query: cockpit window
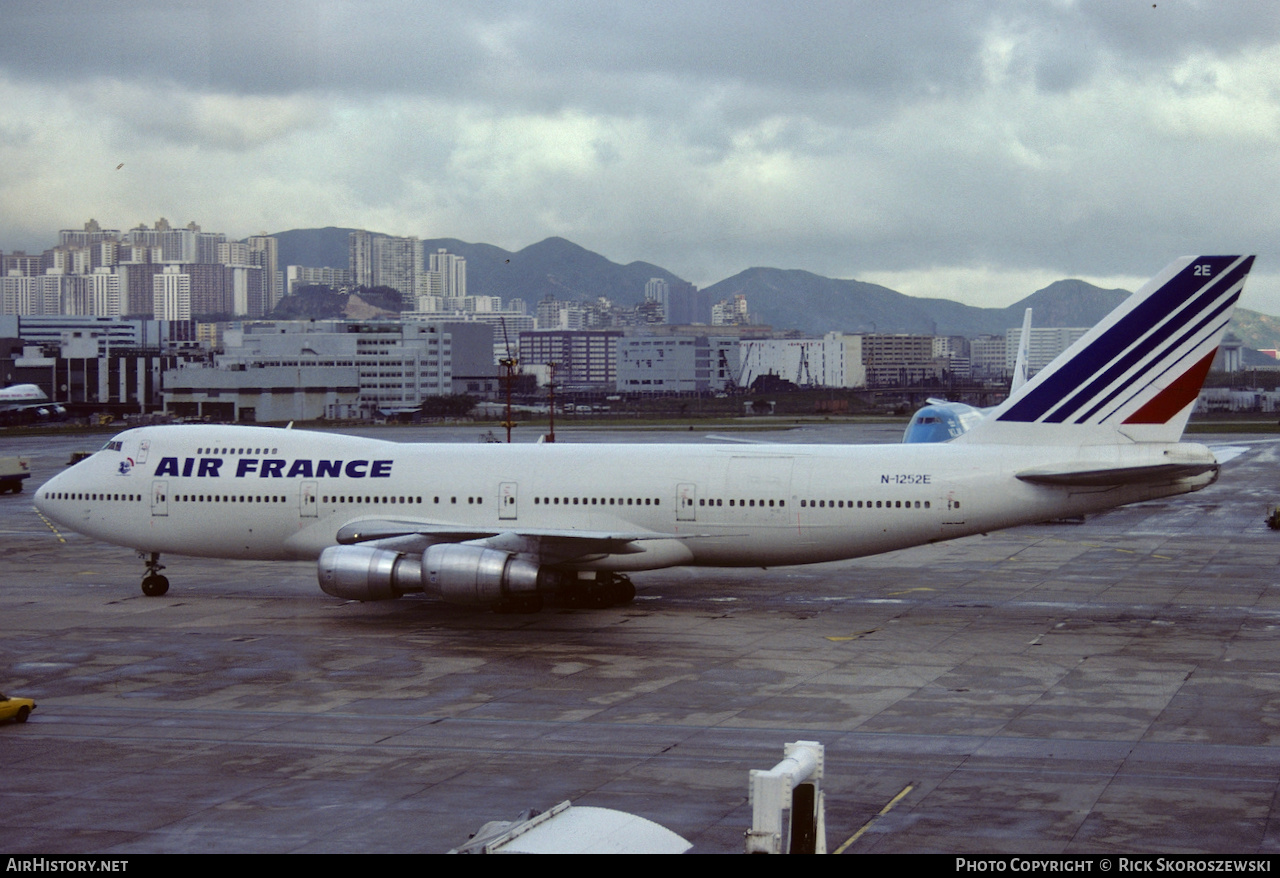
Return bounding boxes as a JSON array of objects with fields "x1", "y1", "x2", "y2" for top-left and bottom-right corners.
[{"x1": 103, "y1": 440, "x2": 124, "y2": 452}]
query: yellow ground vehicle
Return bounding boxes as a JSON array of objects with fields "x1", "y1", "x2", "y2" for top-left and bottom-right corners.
[{"x1": 0, "y1": 693, "x2": 36, "y2": 723}]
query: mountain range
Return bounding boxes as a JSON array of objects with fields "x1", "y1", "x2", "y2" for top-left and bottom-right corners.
[{"x1": 274, "y1": 228, "x2": 1280, "y2": 355}]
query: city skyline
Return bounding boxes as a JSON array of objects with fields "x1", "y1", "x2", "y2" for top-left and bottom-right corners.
[{"x1": 1, "y1": 3, "x2": 1277, "y2": 315}]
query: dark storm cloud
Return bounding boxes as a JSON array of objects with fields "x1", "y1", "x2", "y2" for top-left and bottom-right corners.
[
  {"x1": 2, "y1": 2, "x2": 1278, "y2": 309},
  {"x1": 5, "y1": 2, "x2": 1273, "y2": 100},
  {"x1": 3, "y1": 2, "x2": 1272, "y2": 146},
  {"x1": 2, "y1": 1, "x2": 989, "y2": 112}
]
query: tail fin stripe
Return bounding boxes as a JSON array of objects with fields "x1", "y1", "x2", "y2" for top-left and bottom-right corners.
[
  {"x1": 1075, "y1": 290, "x2": 1241, "y2": 424},
  {"x1": 959, "y1": 255, "x2": 1253, "y2": 447},
  {"x1": 1121, "y1": 348, "x2": 1218, "y2": 425},
  {"x1": 1099, "y1": 314, "x2": 1232, "y2": 423},
  {"x1": 999, "y1": 256, "x2": 1244, "y2": 424},
  {"x1": 1049, "y1": 259, "x2": 1250, "y2": 424},
  {"x1": 999, "y1": 259, "x2": 1212, "y2": 422}
]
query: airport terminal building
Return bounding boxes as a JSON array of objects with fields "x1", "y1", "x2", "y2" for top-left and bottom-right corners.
[{"x1": 164, "y1": 321, "x2": 452, "y2": 422}]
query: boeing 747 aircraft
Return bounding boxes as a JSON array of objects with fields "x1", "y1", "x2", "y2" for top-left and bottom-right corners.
[
  {"x1": 34, "y1": 256, "x2": 1254, "y2": 611},
  {"x1": 0, "y1": 384, "x2": 66, "y2": 424}
]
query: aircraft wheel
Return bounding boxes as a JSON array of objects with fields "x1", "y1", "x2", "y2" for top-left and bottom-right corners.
[
  {"x1": 586, "y1": 584, "x2": 616, "y2": 609},
  {"x1": 141, "y1": 575, "x2": 170, "y2": 597},
  {"x1": 15, "y1": 707, "x2": 29, "y2": 723},
  {"x1": 616, "y1": 577, "x2": 636, "y2": 604}
]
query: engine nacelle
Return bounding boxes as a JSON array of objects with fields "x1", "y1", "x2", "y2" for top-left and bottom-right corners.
[
  {"x1": 317, "y1": 544, "x2": 422, "y2": 601},
  {"x1": 317, "y1": 543, "x2": 545, "y2": 606},
  {"x1": 422, "y1": 543, "x2": 542, "y2": 605}
]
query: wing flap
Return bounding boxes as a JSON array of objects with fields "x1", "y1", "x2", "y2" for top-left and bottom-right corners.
[
  {"x1": 336, "y1": 520, "x2": 498, "y2": 545},
  {"x1": 336, "y1": 518, "x2": 699, "y2": 544},
  {"x1": 334, "y1": 518, "x2": 711, "y2": 565}
]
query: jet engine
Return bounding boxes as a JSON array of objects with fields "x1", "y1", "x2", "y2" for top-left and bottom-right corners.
[{"x1": 318, "y1": 543, "x2": 545, "y2": 606}]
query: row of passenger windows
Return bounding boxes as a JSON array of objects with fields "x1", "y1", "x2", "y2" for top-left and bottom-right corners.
[
  {"x1": 42, "y1": 492, "x2": 291, "y2": 504},
  {"x1": 321, "y1": 496, "x2": 481, "y2": 505},
  {"x1": 697, "y1": 498, "x2": 784, "y2": 507},
  {"x1": 45, "y1": 489, "x2": 942, "y2": 513},
  {"x1": 197, "y1": 447, "x2": 279, "y2": 455},
  {"x1": 326, "y1": 495, "x2": 423, "y2": 504},
  {"x1": 799, "y1": 498, "x2": 935, "y2": 509},
  {"x1": 173, "y1": 495, "x2": 288, "y2": 503},
  {"x1": 534, "y1": 497, "x2": 660, "y2": 507}
]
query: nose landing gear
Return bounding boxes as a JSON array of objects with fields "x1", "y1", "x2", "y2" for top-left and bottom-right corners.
[{"x1": 139, "y1": 552, "x2": 169, "y2": 597}]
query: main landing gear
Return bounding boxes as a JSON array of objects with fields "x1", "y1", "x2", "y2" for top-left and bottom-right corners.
[
  {"x1": 140, "y1": 552, "x2": 169, "y2": 597},
  {"x1": 559, "y1": 572, "x2": 636, "y2": 609},
  {"x1": 491, "y1": 573, "x2": 636, "y2": 614}
]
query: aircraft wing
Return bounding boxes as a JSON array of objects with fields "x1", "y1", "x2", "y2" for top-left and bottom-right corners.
[{"x1": 334, "y1": 518, "x2": 713, "y2": 566}]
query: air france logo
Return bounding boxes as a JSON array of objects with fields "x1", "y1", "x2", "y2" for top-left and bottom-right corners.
[
  {"x1": 152, "y1": 456, "x2": 394, "y2": 479},
  {"x1": 117, "y1": 458, "x2": 134, "y2": 476}
]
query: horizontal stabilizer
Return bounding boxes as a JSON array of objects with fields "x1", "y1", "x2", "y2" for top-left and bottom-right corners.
[
  {"x1": 1206, "y1": 439, "x2": 1280, "y2": 465},
  {"x1": 1015, "y1": 461, "x2": 1217, "y2": 487}
]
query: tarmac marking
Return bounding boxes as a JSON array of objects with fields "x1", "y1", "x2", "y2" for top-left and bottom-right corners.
[
  {"x1": 825, "y1": 628, "x2": 880, "y2": 642},
  {"x1": 1032, "y1": 536, "x2": 1173, "y2": 561},
  {"x1": 834, "y1": 783, "x2": 914, "y2": 853},
  {"x1": 33, "y1": 508, "x2": 66, "y2": 543}
]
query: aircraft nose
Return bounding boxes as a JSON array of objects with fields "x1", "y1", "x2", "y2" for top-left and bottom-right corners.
[{"x1": 33, "y1": 471, "x2": 66, "y2": 519}]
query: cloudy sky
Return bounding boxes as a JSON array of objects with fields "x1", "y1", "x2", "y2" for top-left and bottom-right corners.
[{"x1": 2, "y1": 1, "x2": 1278, "y2": 311}]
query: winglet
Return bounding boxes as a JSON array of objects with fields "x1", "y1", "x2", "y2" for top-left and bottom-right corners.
[{"x1": 959, "y1": 256, "x2": 1255, "y2": 446}]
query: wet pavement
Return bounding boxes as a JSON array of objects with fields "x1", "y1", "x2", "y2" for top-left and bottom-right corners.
[{"x1": 2, "y1": 424, "x2": 1279, "y2": 853}]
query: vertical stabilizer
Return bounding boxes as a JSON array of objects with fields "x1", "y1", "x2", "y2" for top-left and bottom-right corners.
[
  {"x1": 958, "y1": 256, "x2": 1254, "y2": 446},
  {"x1": 1010, "y1": 307, "x2": 1033, "y2": 393}
]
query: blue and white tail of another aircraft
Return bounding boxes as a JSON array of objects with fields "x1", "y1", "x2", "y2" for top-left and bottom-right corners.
[
  {"x1": 961, "y1": 255, "x2": 1254, "y2": 446},
  {"x1": 902, "y1": 307, "x2": 1033, "y2": 443}
]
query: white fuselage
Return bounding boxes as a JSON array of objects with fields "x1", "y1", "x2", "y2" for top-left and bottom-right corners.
[{"x1": 34, "y1": 424, "x2": 1215, "y2": 572}]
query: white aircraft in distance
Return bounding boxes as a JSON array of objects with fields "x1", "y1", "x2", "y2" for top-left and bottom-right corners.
[
  {"x1": 34, "y1": 255, "x2": 1254, "y2": 610},
  {"x1": 0, "y1": 384, "x2": 66, "y2": 422},
  {"x1": 902, "y1": 307, "x2": 1034, "y2": 443}
]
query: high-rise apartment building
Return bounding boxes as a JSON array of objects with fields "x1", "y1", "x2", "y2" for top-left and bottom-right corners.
[
  {"x1": 84, "y1": 268, "x2": 121, "y2": 317},
  {"x1": 1005, "y1": 327, "x2": 1088, "y2": 377},
  {"x1": 712, "y1": 294, "x2": 750, "y2": 326},
  {"x1": 58, "y1": 219, "x2": 121, "y2": 250},
  {"x1": 286, "y1": 265, "x2": 351, "y2": 294},
  {"x1": 348, "y1": 230, "x2": 421, "y2": 300},
  {"x1": 247, "y1": 234, "x2": 282, "y2": 309},
  {"x1": 154, "y1": 266, "x2": 192, "y2": 320},
  {"x1": 3, "y1": 251, "x2": 44, "y2": 277},
  {"x1": 124, "y1": 218, "x2": 225, "y2": 264},
  {"x1": 5, "y1": 220, "x2": 272, "y2": 319},
  {"x1": 428, "y1": 248, "x2": 466, "y2": 301}
]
